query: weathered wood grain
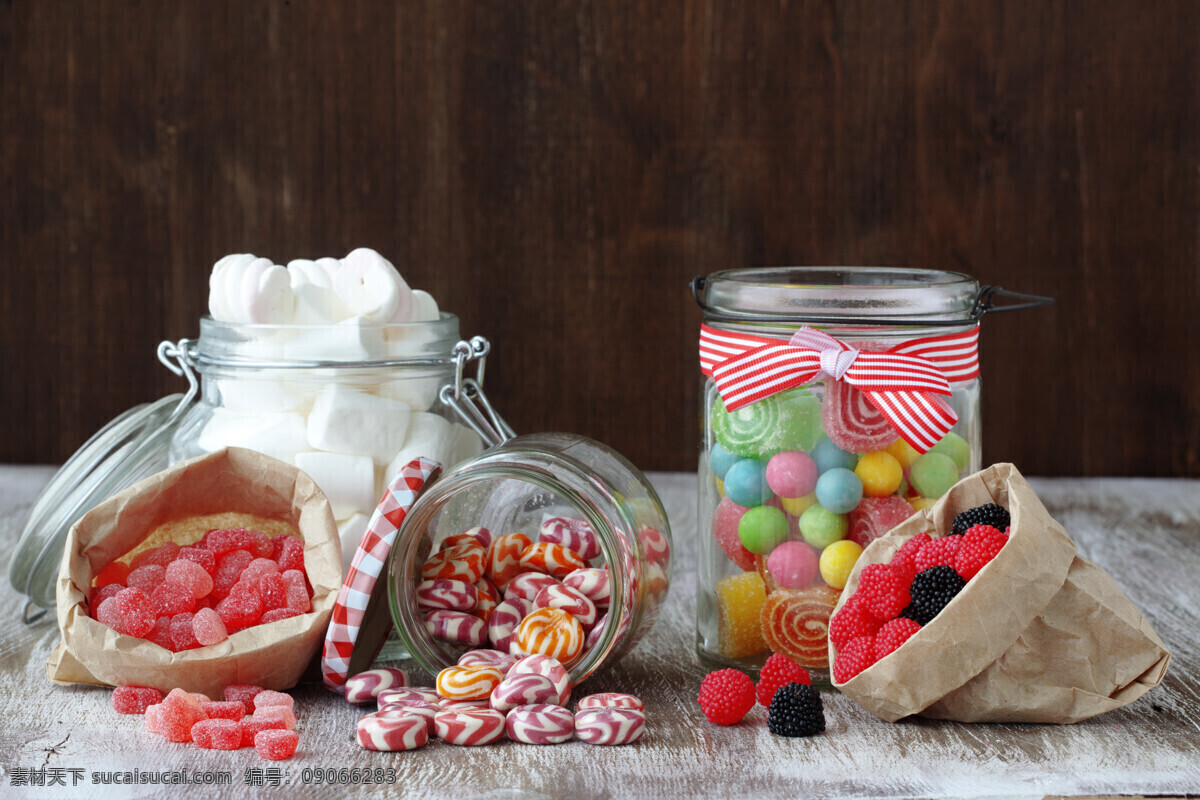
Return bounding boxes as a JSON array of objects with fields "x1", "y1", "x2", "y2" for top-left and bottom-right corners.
[
  {"x1": 1, "y1": 2, "x2": 1199, "y2": 476},
  {"x1": 1, "y1": 466, "x2": 1198, "y2": 798}
]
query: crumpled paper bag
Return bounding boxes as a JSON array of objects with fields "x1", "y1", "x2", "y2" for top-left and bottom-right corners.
[
  {"x1": 47, "y1": 447, "x2": 341, "y2": 698},
  {"x1": 830, "y1": 463, "x2": 1170, "y2": 723}
]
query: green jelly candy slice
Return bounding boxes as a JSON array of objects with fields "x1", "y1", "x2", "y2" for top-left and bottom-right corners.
[{"x1": 711, "y1": 388, "x2": 822, "y2": 459}]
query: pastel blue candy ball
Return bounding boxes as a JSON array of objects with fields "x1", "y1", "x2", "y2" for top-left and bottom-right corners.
[
  {"x1": 810, "y1": 437, "x2": 858, "y2": 474},
  {"x1": 709, "y1": 443, "x2": 741, "y2": 480},
  {"x1": 814, "y1": 467, "x2": 863, "y2": 514},
  {"x1": 723, "y1": 458, "x2": 774, "y2": 507}
]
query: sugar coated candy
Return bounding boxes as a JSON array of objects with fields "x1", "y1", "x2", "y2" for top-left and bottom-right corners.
[
  {"x1": 535, "y1": 584, "x2": 598, "y2": 628},
  {"x1": 344, "y1": 668, "x2": 409, "y2": 704},
  {"x1": 200, "y1": 700, "x2": 246, "y2": 721},
  {"x1": 357, "y1": 710, "x2": 428, "y2": 752},
  {"x1": 125, "y1": 565, "x2": 165, "y2": 598},
  {"x1": 192, "y1": 607, "x2": 229, "y2": 646},
  {"x1": 240, "y1": 717, "x2": 285, "y2": 748},
  {"x1": 261, "y1": 608, "x2": 301, "y2": 624},
  {"x1": 253, "y1": 705, "x2": 297, "y2": 730},
  {"x1": 512, "y1": 608, "x2": 585, "y2": 665},
  {"x1": 760, "y1": 584, "x2": 841, "y2": 669},
  {"x1": 489, "y1": 673, "x2": 561, "y2": 712},
  {"x1": 538, "y1": 517, "x2": 600, "y2": 561},
  {"x1": 847, "y1": 495, "x2": 915, "y2": 550},
  {"x1": 821, "y1": 379, "x2": 898, "y2": 453},
  {"x1": 156, "y1": 689, "x2": 207, "y2": 743},
  {"x1": 577, "y1": 693, "x2": 643, "y2": 711},
  {"x1": 255, "y1": 728, "x2": 299, "y2": 760},
  {"x1": 192, "y1": 718, "x2": 242, "y2": 750},
  {"x1": 433, "y1": 708, "x2": 506, "y2": 746},
  {"x1": 164, "y1": 559, "x2": 215, "y2": 600},
  {"x1": 505, "y1": 703, "x2": 575, "y2": 745},
  {"x1": 435, "y1": 665, "x2": 503, "y2": 701},
  {"x1": 254, "y1": 690, "x2": 294, "y2": 710},
  {"x1": 93, "y1": 560, "x2": 131, "y2": 588},
  {"x1": 150, "y1": 581, "x2": 195, "y2": 618},
  {"x1": 519, "y1": 542, "x2": 586, "y2": 579},
  {"x1": 272, "y1": 535, "x2": 305, "y2": 572},
  {"x1": 508, "y1": 655, "x2": 571, "y2": 706},
  {"x1": 224, "y1": 684, "x2": 264, "y2": 714},
  {"x1": 114, "y1": 587, "x2": 156, "y2": 637},
  {"x1": 562, "y1": 568, "x2": 611, "y2": 607},
  {"x1": 574, "y1": 707, "x2": 645, "y2": 746},
  {"x1": 457, "y1": 649, "x2": 517, "y2": 674},
  {"x1": 715, "y1": 572, "x2": 768, "y2": 659},
  {"x1": 177, "y1": 546, "x2": 217, "y2": 576},
  {"x1": 112, "y1": 686, "x2": 163, "y2": 715},
  {"x1": 424, "y1": 609, "x2": 487, "y2": 647}
]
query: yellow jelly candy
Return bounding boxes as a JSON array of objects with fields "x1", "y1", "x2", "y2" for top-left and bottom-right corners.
[
  {"x1": 716, "y1": 572, "x2": 768, "y2": 659},
  {"x1": 885, "y1": 438, "x2": 921, "y2": 470},
  {"x1": 780, "y1": 493, "x2": 817, "y2": 517},
  {"x1": 855, "y1": 451, "x2": 903, "y2": 498},
  {"x1": 818, "y1": 540, "x2": 863, "y2": 590},
  {"x1": 909, "y1": 496, "x2": 938, "y2": 512},
  {"x1": 715, "y1": 477, "x2": 725, "y2": 499}
]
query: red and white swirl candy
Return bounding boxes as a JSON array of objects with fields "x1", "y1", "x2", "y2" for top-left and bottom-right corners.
[
  {"x1": 377, "y1": 687, "x2": 440, "y2": 708},
  {"x1": 487, "y1": 598, "x2": 532, "y2": 653},
  {"x1": 473, "y1": 577, "x2": 499, "y2": 620},
  {"x1": 643, "y1": 560, "x2": 670, "y2": 597},
  {"x1": 638, "y1": 527, "x2": 671, "y2": 564},
  {"x1": 574, "y1": 707, "x2": 645, "y2": 746},
  {"x1": 433, "y1": 708, "x2": 506, "y2": 746},
  {"x1": 458, "y1": 648, "x2": 517, "y2": 674},
  {"x1": 505, "y1": 704, "x2": 575, "y2": 745},
  {"x1": 438, "y1": 526, "x2": 492, "y2": 551},
  {"x1": 421, "y1": 540, "x2": 485, "y2": 583},
  {"x1": 519, "y1": 542, "x2": 585, "y2": 579},
  {"x1": 508, "y1": 655, "x2": 571, "y2": 705},
  {"x1": 563, "y1": 567, "x2": 611, "y2": 607},
  {"x1": 415, "y1": 579, "x2": 478, "y2": 612},
  {"x1": 343, "y1": 667, "x2": 409, "y2": 704},
  {"x1": 513, "y1": 608, "x2": 585, "y2": 664},
  {"x1": 424, "y1": 610, "x2": 487, "y2": 647},
  {"x1": 436, "y1": 664, "x2": 504, "y2": 701},
  {"x1": 441, "y1": 698, "x2": 492, "y2": 712},
  {"x1": 356, "y1": 710, "x2": 428, "y2": 751},
  {"x1": 539, "y1": 517, "x2": 600, "y2": 561},
  {"x1": 535, "y1": 584, "x2": 598, "y2": 628},
  {"x1": 577, "y1": 693, "x2": 644, "y2": 710},
  {"x1": 504, "y1": 572, "x2": 559, "y2": 604},
  {"x1": 375, "y1": 698, "x2": 440, "y2": 734},
  {"x1": 489, "y1": 673, "x2": 561, "y2": 712},
  {"x1": 485, "y1": 533, "x2": 531, "y2": 589}
]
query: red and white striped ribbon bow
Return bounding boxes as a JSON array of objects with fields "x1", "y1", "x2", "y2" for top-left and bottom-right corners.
[{"x1": 699, "y1": 324, "x2": 981, "y2": 452}]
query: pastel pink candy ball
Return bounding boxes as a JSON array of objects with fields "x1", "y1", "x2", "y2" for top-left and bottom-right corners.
[
  {"x1": 765, "y1": 451, "x2": 818, "y2": 499},
  {"x1": 766, "y1": 541, "x2": 820, "y2": 590}
]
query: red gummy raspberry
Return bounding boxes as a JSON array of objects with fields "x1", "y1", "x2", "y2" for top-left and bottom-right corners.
[
  {"x1": 954, "y1": 524, "x2": 1008, "y2": 580},
  {"x1": 854, "y1": 563, "x2": 911, "y2": 621},
  {"x1": 756, "y1": 653, "x2": 812, "y2": 707},
  {"x1": 874, "y1": 617, "x2": 922, "y2": 660},
  {"x1": 828, "y1": 597, "x2": 880, "y2": 649},
  {"x1": 832, "y1": 633, "x2": 877, "y2": 684},
  {"x1": 697, "y1": 668, "x2": 756, "y2": 725},
  {"x1": 891, "y1": 533, "x2": 931, "y2": 580},
  {"x1": 914, "y1": 535, "x2": 962, "y2": 572}
]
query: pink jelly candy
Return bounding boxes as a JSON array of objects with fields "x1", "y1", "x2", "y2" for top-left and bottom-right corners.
[
  {"x1": 150, "y1": 581, "x2": 196, "y2": 618},
  {"x1": 192, "y1": 607, "x2": 228, "y2": 646},
  {"x1": 114, "y1": 587, "x2": 155, "y2": 637},
  {"x1": 203, "y1": 528, "x2": 255, "y2": 555},
  {"x1": 212, "y1": 549, "x2": 254, "y2": 599},
  {"x1": 282, "y1": 570, "x2": 312, "y2": 613},
  {"x1": 261, "y1": 608, "x2": 301, "y2": 624},
  {"x1": 200, "y1": 700, "x2": 246, "y2": 721},
  {"x1": 146, "y1": 615, "x2": 174, "y2": 649},
  {"x1": 242, "y1": 557, "x2": 280, "y2": 583},
  {"x1": 848, "y1": 495, "x2": 917, "y2": 549},
  {"x1": 253, "y1": 705, "x2": 296, "y2": 730},
  {"x1": 164, "y1": 559, "x2": 215, "y2": 600},
  {"x1": 157, "y1": 689, "x2": 207, "y2": 743},
  {"x1": 224, "y1": 684, "x2": 264, "y2": 714},
  {"x1": 255, "y1": 728, "x2": 298, "y2": 760},
  {"x1": 126, "y1": 564, "x2": 166, "y2": 595},
  {"x1": 169, "y1": 612, "x2": 200, "y2": 650},
  {"x1": 192, "y1": 718, "x2": 242, "y2": 750},
  {"x1": 96, "y1": 597, "x2": 124, "y2": 632},
  {"x1": 273, "y1": 536, "x2": 305, "y2": 572},
  {"x1": 216, "y1": 583, "x2": 264, "y2": 628},
  {"x1": 822, "y1": 377, "x2": 900, "y2": 452},
  {"x1": 258, "y1": 573, "x2": 288, "y2": 610},
  {"x1": 131, "y1": 542, "x2": 180, "y2": 570},
  {"x1": 93, "y1": 561, "x2": 131, "y2": 588},
  {"x1": 113, "y1": 685, "x2": 163, "y2": 714},
  {"x1": 177, "y1": 545, "x2": 217, "y2": 576},
  {"x1": 91, "y1": 583, "x2": 124, "y2": 612},
  {"x1": 253, "y1": 690, "x2": 294, "y2": 711},
  {"x1": 240, "y1": 717, "x2": 285, "y2": 748}
]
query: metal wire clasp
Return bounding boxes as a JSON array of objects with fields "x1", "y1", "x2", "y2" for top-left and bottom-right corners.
[
  {"x1": 157, "y1": 339, "x2": 200, "y2": 419},
  {"x1": 440, "y1": 337, "x2": 515, "y2": 448}
]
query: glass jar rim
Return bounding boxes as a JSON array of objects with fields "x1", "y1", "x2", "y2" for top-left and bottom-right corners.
[{"x1": 698, "y1": 267, "x2": 981, "y2": 324}]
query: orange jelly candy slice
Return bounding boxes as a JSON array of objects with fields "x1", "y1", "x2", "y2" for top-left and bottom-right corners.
[{"x1": 759, "y1": 584, "x2": 841, "y2": 669}]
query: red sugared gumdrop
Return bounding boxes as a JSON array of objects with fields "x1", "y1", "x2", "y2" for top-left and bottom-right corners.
[
  {"x1": 241, "y1": 718, "x2": 285, "y2": 748},
  {"x1": 712, "y1": 496, "x2": 756, "y2": 572},
  {"x1": 261, "y1": 608, "x2": 301, "y2": 624},
  {"x1": 253, "y1": 705, "x2": 297, "y2": 731},
  {"x1": 169, "y1": 612, "x2": 200, "y2": 650},
  {"x1": 274, "y1": 535, "x2": 304, "y2": 572},
  {"x1": 115, "y1": 587, "x2": 155, "y2": 638},
  {"x1": 146, "y1": 615, "x2": 174, "y2": 649},
  {"x1": 165, "y1": 559, "x2": 214, "y2": 600},
  {"x1": 224, "y1": 684, "x2": 264, "y2": 714},
  {"x1": 255, "y1": 729, "x2": 298, "y2": 761},
  {"x1": 192, "y1": 607, "x2": 228, "y2": 646},
  {"x1": 91, "y1": 584, "x2": 123, "y2": 614},
  {"x1": 192, "y1": 718, "x2": 242, "y2": 750},
  {"x1": 241, "y1": 557, "x2": 279, "y2": 584},
  {"x1": 259, "y1": 573, "x2": 287, "y2": 610},
  {"x1": 126, "y1": 564, "x2": 166, "y2": 595},
  {"x1": 217, "y1": 582, "x2": 264, "y2": 628},
  {"x1": 93, "y1": 561, "x2": 130, "y2": 588},
  {"x1": 178, "y1": 545, "x2": 217, "y2": 576},
  {"x1": 254, "y1": 690, "x2": 293, "y2": 711},
  {"x1": 212, "y1": 549, "x2": 254, "y2": 600},
  {"x1": 131, "y1": 542, "x2": 181, "y2": 570},
  {"x1": 201, "y1": 700, "x2": 246, "y2": 721},
  {"x1": 96, "y1": 597, "x2": 124, "y2": 632},
  {"x1": 282, "y1": 570, "x2": 311, "y2": 613},
  {"x1": 157, "y1": 689, "x2": 207, "y2": 743},
  {"x1": 113, "y1": 685, "x2": 163, "y2": 714},
  {"x1": 150, "y1": 581, "x2": 196, "y2": 618}
]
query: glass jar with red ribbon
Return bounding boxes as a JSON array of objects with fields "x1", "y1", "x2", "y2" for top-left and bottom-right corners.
[{"x1": 692, "y1": 267, "x2": 1049, "y2": 682}]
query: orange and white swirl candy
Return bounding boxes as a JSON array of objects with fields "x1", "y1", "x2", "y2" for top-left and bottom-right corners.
[
  {"x1": 485, "y1": 533, "x2": 532, "y2": 589},
  {"x1": 512, "y1": 607, "x2": 585, "y2": 665},
  {"x1": 519, "y1": 542, "x2": 586, "y2": 579},
  {"x1": 435, "y1": 664, "x2": 504, "y2": 701},
  {"x1": 421, "y1": 540, "x2": 485, "y2": 583}
]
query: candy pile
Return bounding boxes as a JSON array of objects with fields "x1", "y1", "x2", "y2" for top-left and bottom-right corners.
[
  {"x1": 344, "y1": 660, "x2": 645, "y2": 750},
  {"x1": 200, "y1": 249, "x2": 483, "y2": 570},
  {"x1": 830, "y1": 503, "x2": 1010, "y2": 683},
  {"x1": 89, "y1": 528, "x2": 313, "y2": 648},
  {"x1": 416, "y1": 518, "x2": 669, "y2": 669},
  {"x1": 696, "y1": 655, "x2": 823, "y2": 737},
  {"x1": 114, "y1": 684, "x2": 300, "y2": 760},
  {"x1": 707, "y1": 377, "x2": 974, "y2": 669}
]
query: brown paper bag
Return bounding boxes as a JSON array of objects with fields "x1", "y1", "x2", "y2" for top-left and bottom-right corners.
[
  {"x1": 830, "y1": 463, "x2": 1170, "y2": 723},
  {"x1": 46, "y1": 447, "x2": 342, "y2": 698}
]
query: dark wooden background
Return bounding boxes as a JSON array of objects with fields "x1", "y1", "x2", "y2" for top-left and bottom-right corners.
[{"x1": 2, "y1": 1, "x2": 1197, "y2": 476}]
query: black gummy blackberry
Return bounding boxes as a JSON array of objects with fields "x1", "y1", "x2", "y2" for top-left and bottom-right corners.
[
  {"x1": 951, "y1": 503, "x2": 1010, "y2": 536},
  {"x1": 901, "y1": 566, "x2": 966, "y2": 625},
  {"x1": 767, "y1": 682, "x2": 825, "y2": 737}
]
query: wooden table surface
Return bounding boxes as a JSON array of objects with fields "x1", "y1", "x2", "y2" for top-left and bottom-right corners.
[{"x1": 1, "y1": 465, "x2": 1198, "y2": 799}]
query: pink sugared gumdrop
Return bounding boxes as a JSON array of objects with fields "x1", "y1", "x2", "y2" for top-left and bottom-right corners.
[
  {"x1": 241, "y1": 717, "x2": 285, "y2": 747},
  {"x1": 130, "y1": 542, "x2": 180, "y2": 570},
  {"x1": 157, "y1": 689, "x2": 207, "y2": 743},
  {"x1": 224, "y1": 684, "x2": 264, "y2": 714},
  {"x1": 212, "y1": 549, "x2": 254, "y2": 600},
  {"x1": 253, "y1": 690, "x2": 293, "y2": 711},
  {"x1": 169, "y1": 612, "x2": 200, "y2": 650},
  {"x1": 217, "y1": 582, "x2": 264, "y2": 628},
  {"x1": 126, "y1": 564, "x2": 166, "y2": 595},
  {"x1": 765, "y1": 541, "x2": 821, "y2": 590},
  {"x1": 258, "y1": 573, "x2": 287, "y2": 610},
  {"x1": 282, "y1": 570, "x2": 311, "y2": 613},
  {"x1": 253, "y1": 705, "x2": 296, "y2": 730},
  {"x1": 261, "y1": 608, "x2": 301, "y2": 624},
  {"x1": 150, "y1": 581, "x2": 195, "y2": 618},
  {"x1": 192, "y1": 718, "x2": 242, "y2": 750},
  {"x1": 91, "y1": 583, "x2": 123, "y2": 613},
  {"x1": 165, "y1": 559, "x2": 215, "y2": 600},
  {"x1": 200, "y1": 700, "x2": 246, "y2": 721},
  {"x1": 255, "y1": 728, "x2": 298, "y2": 760},
  {"x1": 146, "y1": 615, "x2": 174, "y2": 649},
  {"x1": 113, "y1": 685, "x2": 163, "y2": 714},
  {"x1": 192, "y1": 607, "x2": 228, "y2": 646},
  {"x1": 242, "y1": 557, "x2": 279, "y2": 583},
  {"x1": 177, "y1": 545, "x2": 217, "y2": 576},
  {"x1": 766, "y1": 450, "x2": 819, "y2": 499},
  {"x1": 712, "y1": 496, "x2": 756, "y2": 571},
  {"x1": 273, "y1": 536, "x2": 305, "y2": 572},
  {"x1": 115, "y1": 587, "x2": 155, "y2": 637},
  {"x1": 96, "y1": 597, "x2": 124, "y2": 632}
]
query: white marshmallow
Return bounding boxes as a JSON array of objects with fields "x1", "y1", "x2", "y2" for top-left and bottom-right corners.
[
  {"x1": 295, "y1": 451, "x2": 377, "y2": 520},
  {"x1": 207, "y1": 254, "x2": 296, "y2": 324},
  {"x1": 385, "y1": 412, "x2": 456, "y2": 477},
  {"x1": 306, "y1": 384, "x2": 412, "y2": 464},
  {"x1": 337, "y1": 513, "x2": 371, "y2": 576},
  {"x1": 449, "y1": 423, "x2": 485, "y2": 466},
  {"x1": 209, "y1": 254, "x2": 255, "y2": 321},
  {"x1": 197, "y1": 410, "x2": 309, "y2": 464},
  {"x1": 409, "y1": 290, "x2": 440, "y2": 322},
  {"x1": 334, "y1": 248, "x2": 412, "y2": 323},
  {"x1": 288, "y1": 258, "x2": 353, "y2": 324},
  {"x1": 282, "y1": 316, "x2": 387, "y2": 362},
  {"x1": 211, "y1": 377, "x2": 308, "y2": 414},
  {"x1": 375, "y1": 370, "x2": 444, "y2": 412}
]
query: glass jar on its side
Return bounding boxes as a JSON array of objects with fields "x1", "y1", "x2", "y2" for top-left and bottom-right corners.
[
  {"x1": 387, "y1": 433, "x2": 673, "y2": 685},
  {"x1": 695, "y1": 268, "x2": 988, "y2": 682}
]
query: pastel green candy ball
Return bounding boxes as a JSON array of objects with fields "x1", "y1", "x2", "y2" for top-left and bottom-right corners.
[
  {"x1": 929, "y1": 432, "x2": 971, "y2": 471},
  {"x1": 909, "y1": 452, "x2": 960, "y2": 499},
  {"x1": 798, "y1": 504, "x2": 848, "y2": 549},
  {"x1": 737, "y1": 505, "x2": 790, "y2": 555}
]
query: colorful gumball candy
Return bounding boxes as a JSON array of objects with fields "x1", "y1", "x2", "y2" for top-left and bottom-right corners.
[
  {"x1": 723, "y1": 458, "x2": 773, "y2": 507},
  {"x1": 815, "y1": 468, "x2": 863, "y2": 515},
  {"x1": 737, "y1": 505, "x2": 789, "y2": 555},
  {"x1": 765, "y1": 541, "x2": 820, "y2": 590},
  {"x1": 854, "y1": 451, "x2": 903, "y2": 498}
]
